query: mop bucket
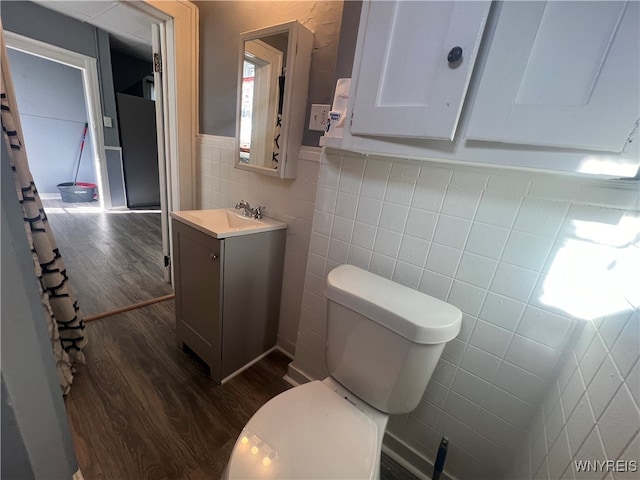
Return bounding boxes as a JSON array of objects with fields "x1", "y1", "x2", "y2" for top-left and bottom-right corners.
[
  {"x1": 57, "y1": 182, "x2": 97, "y2": 203},
  {"x1": 58, "y1": 122, "x2": 97, "y2": 203}
]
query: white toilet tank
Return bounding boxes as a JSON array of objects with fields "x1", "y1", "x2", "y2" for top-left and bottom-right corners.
[{"x1": 325, "y1": 265, "x2": 462, "y2": 414}]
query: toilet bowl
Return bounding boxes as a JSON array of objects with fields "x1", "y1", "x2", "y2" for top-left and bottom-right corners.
[{"x1": 224, "y1": 264, "x2": 462, "y2": 479}]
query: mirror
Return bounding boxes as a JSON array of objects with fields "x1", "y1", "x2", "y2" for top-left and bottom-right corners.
[{"x1": 236, "y1": 21, "x2": 313, "y2": 179}]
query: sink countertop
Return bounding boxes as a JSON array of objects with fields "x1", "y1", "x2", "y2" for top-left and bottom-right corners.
[{"x1": 171, "y1": 209, "x2": 287, "y2": 239}]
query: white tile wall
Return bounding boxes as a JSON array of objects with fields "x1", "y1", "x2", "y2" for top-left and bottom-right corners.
[
  {"x1": 290, "y1": 150, "x2": 640, "y2": 479},
  {"x1": 195, "y1": 134, "x2": 320, "y2": 355},
  {"x1": 509, "y1": 309, "x2": 639, "y2": 480}
]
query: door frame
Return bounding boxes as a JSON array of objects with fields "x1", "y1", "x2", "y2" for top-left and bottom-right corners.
[
  {"x1": 129, "y1": 0, "x2": 199, "y2": 284},
  {"x1": 5, "y1": 1, "x2": 200, "y2": 212},
  {"x1": 4, "y1": 31, "x2": 112, "y2": 210},
  {"x1": 5, "y1": 0, "x2": 199, "y2": 284},
  {"x1": 134, "y1": 0, "x2": 199, "y2": 213}
]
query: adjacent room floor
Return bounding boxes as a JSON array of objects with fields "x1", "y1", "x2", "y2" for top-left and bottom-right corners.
[{"x1": 44, "y1": 203, "x2": 418, "y2": 479}]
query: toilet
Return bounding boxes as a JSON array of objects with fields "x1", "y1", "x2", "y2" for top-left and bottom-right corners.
[{"x1": 223, "y1": 264, "x2": 462, "y2": 479}]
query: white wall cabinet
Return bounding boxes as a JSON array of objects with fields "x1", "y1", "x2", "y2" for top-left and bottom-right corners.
[
  {"x1": 466, "y1": 1, "x2": 639, "y2": 153},
  {"x1": 350, "y1": 0, "x2": 491, "y2": 140},
  {"x1": 323, "y1": 0, "x2": 640, "y2": 178}
]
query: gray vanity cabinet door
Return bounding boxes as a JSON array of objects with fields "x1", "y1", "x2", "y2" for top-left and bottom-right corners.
[
  {"x1": 172, "y1": 220, "x2": 223, "y2": 380},
  {"x1": 220, "y1": 230, "x2": 285, "y2": 378}
]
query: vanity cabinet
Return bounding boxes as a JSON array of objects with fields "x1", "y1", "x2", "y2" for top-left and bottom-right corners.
[
  {"x1": 324, "y1": 0, "x2": 639, "y2": 177},
  {"x1": 172, "y1": 218, "x2": 286, "y2": 383}
]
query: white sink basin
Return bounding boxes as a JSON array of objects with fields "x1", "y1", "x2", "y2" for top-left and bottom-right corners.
[{"x1": 171, "y1": 208, "x2": 287, "y2": 239}]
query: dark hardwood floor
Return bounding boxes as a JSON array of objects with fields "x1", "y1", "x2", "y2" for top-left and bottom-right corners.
[
  {"x1": 44, "y1": 201, "x2": 172, "y2": 316},
  {"x1": 66, "y1": 302, "x2": 292, "y2": 479},
  {"x1": 44, "y1": 203, "x2": 417, "y2": 480}
]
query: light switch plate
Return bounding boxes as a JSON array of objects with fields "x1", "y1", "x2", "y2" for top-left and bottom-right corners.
[
  {"x1": 309, "y1": 104, "x2": 330, "y2": 131},
  {"x1": 103, "y1": 116, "x2": 113, "y2": 128}
]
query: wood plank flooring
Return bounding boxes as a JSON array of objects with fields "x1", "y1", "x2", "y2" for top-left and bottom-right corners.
[
  {"x1": 65, "y1": 302, "x2": 292, "y2": 479},
  {"x1": 43, "y1": 205, "x2": 418, "y2": 480},
  {"x1": 43, "y1": 202, "x2": 171, "y2": 316}
]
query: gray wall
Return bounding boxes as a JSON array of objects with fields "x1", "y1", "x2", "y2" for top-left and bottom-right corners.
[
  {"x1": 111, "y1": 49, "x2": 153, "y2": 96},
  {"x1": 196, "y1": 0, "x2": 344, "y2": 146},
  {"x1": 2, "y1": 0, "x2": 121, "y2": 147},
  {"x1": 8, "y1": 48, "x2": 97, "y2": 193},
  {"x1": 334, "y1": 1, "x2": 362, "y2": 80},
  {"x1": 1, "y1": 377, "x2": 35, "y2": 480},
  {"x1": 1, "y1": 134, "x2": 78, "y2": 479}
]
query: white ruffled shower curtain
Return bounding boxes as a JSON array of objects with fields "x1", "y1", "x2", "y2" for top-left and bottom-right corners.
[{"x1": 1, "y1": 23, "x2": 86, "y2": 394}]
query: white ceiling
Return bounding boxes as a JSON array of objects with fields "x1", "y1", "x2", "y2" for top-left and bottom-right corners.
[{"x1": 32, "y1": 1, "x2": 154, "y2": 60}]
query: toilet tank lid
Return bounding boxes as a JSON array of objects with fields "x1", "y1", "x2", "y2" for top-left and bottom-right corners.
[{"x1": 326, "y1": 265, "x2": 462, "y2": 344}]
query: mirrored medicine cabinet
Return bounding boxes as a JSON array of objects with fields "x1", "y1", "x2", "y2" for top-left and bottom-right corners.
[{"x1": 235, "y1": 21, "x2": 314, "y2": 179}]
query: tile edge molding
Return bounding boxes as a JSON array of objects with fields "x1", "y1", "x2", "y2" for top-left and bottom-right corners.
[
  {"x1": 196, "y1": 134, "x2": 323, "y2": 164},
  {"x1": 196, "y1": 133, "x2": 235, "y2": 149},
  {"x1": 298, "y1": 145, "x2": 322, "y2": 163}
]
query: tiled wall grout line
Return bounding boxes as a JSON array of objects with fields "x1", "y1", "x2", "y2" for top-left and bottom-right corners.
[
  {"x1": 197, "y1": 140, "x2": 640, "y2": 479},
  {"x1": 477, "y1": 193, "x2": 529, "y2": 389}
]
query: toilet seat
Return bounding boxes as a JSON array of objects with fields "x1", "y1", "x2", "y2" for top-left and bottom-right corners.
[{"x1": 226, "y1": 380, "x2": 379, "y2": 479}]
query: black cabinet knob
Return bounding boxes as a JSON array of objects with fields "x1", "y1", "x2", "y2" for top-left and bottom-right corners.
[{"x1": 447, "y1": 46, "x2": 463, "y2": 64}]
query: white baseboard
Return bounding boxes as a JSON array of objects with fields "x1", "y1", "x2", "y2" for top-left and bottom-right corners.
[
  {"x1": 221, "y1": 347, "x2": 279, "y2": 384},
  {"x1": 285, "y1": 362, "x2": 314, "y2": 386},
  {"x1": 382, "y1": 432, "x2": 459, "y2": 480},
  {"x1": 274, "y1": 345, "x2": 294, "y2": 360},
  {"x1": 276, "y1": 338, "x2": 296, "y2": 358},
  {"x1": 40, "y1": 192, "x2": 62, "y2": 200}
]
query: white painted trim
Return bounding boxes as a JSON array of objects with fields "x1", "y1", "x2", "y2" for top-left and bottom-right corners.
[
  {"x1": 285, "y1": 362, "x2": 314, "y2": 386},
  {"x1": 39, "y1": 193, "x2": 62, "y2": 200},
  {"x1": 131, "y1": 0, "x2": 200, "y2": 211},
  {"x1": 382, "y1": 432, "x2": 454, "y2": 480},
  {"x1": 298, "y1": 146, "x2": 322, "y2": 163},
  {"x1": 331, "y1": 146, "x2": 640, "y2": 194},
  {"x1": 221, "y1": 346, "x2": 279, "y2": 385},
  {"x1": 197, "y1": 133, "x2": 236, "y2": 149},
  {"x1": 282, "y1": 375, "x2": 301, "y2": 387},
  {"x1": 151, "y1": 22, "x2": 171, "y2": 283},
  {"x1": 104, "y1": 146, "x2": 127, "y2": 207},
  {"x1": 275, "y1": 345, "x2": 294, "y2": 360},
  {"x1": 220, "y1": 345, "x2": 293, "y2": 385},
  {"x1": 4, "y1": 31, "x2": 112, "y2": 210}
]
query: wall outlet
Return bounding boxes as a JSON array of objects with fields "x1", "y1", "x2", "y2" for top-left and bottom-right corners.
[
  {"x1": 309, "y1": 104, "x2": 330, "y2": 131},
  {"x1": 103, "y1": 116, "x2": 113, "y2": 128}
]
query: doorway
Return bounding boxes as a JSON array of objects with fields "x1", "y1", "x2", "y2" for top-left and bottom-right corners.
[
  {"x1": 6, "y1": 47, "x2": 102, "y2": 213},
  {"x1": 3, "y1": 0, "x2": 199, "y2": 314},
  {"x1": 5, "y1": 33, "x2": 109, "y2": 212},
  {"x1": 4, "y1": 35, "x2": 169, "y2": 317}
]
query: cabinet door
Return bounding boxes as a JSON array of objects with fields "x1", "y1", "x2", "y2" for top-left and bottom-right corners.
[
  {"x1": 350, "y1": 0, "x2": 491, "y2": 140},
  {"x1": 173, "y1": 221, "x2": 223, "y2": 376},
  {"x1": 467, "y1": 1, "x2": 639, "y2": 153}
]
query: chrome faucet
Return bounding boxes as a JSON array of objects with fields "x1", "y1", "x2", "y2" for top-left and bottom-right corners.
[{"x1": 235, "y1": 200, "x2": 264, "y2": 219}]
